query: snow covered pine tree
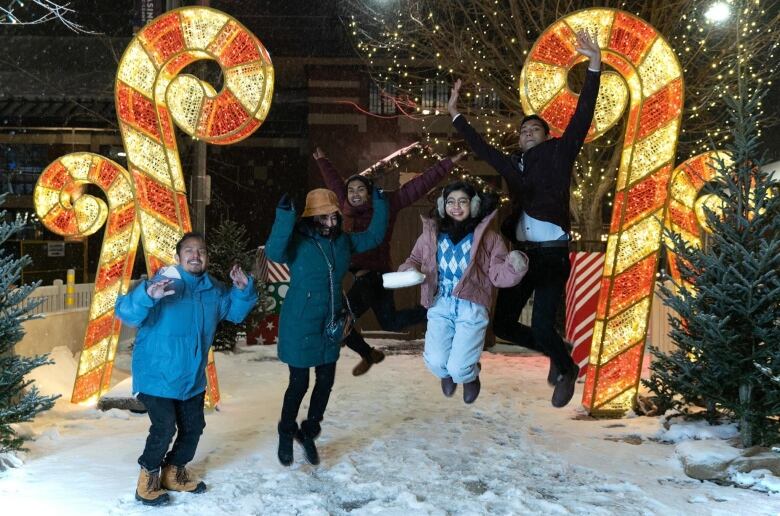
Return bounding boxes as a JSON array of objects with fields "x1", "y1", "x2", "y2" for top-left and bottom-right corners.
[
  {"x1": 644, "y1": 85, "x2": 780, "y2": 447},
  {"x1": 0, "y1": 194, "x2": 59, "y2": 455}
]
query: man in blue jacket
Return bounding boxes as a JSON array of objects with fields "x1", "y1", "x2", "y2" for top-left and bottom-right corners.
[{"x1": 115, "y1": 232, "x2": 257, "y2": 506}]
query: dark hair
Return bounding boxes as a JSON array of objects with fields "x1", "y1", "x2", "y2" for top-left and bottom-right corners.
[
  {"x1": 435, "y1": 181, "x2": 494, "y2": 240},
  {"x1": 299, "y1": 213, "x2": 343, "y2": 239},
  {"x1": 520, "y1": 114, "x2": 550, "y2": 135},
  {"x1": 175, "y1": 232, "x2": 206, "y2": 255},
  {"x1": 345, "y1": 174, "x2": 373, "y2": 194}
]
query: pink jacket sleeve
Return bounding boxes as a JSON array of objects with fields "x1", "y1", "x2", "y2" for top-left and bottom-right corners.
[
  {"x1": 399, "y1": 233, "x2": 426, "y2": 272},
  {"x1": 485, "y1": 232, "x2": 527, "y2": 288}
]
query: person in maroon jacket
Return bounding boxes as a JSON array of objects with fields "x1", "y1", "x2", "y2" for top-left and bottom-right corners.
[
  {"x1": 447, "y1": 30, "x2": 601, "y2": 408},
  {"x1": 314, "y1": 147, "x2": 466, "y2": 375}
]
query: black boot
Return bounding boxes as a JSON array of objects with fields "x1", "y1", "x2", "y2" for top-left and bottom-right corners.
[
  {"x1": 277, "y1": 421, "x2": 297, "y2": 466},
  {"x1": 295, "y1": 420, "x2": 320, "y2": 465},
  {"x1": 463, "y1": 376, "x2": 481, "y2": 404},
  {"x1": 552, "y1": 365, "x2": 580, "y2": 408},
  {"x1": 441, "y1": 376, "x2": 456, "y2": 397},
  {"x1": 547, "y1": 340, "x2": 574, "y2": 386}
]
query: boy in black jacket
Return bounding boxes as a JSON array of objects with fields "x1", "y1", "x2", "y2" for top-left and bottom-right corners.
[{"x1": 447, "y1": 30, "x2": 601, "y2": 408}]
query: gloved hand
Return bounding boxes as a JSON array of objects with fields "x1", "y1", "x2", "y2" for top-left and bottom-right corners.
[
  {"x1": 508, "y1": 250, "x2": 529, "y2": 274},
  {"x1": 278, "y1": 193, "x2": 293, "y2": 211}
]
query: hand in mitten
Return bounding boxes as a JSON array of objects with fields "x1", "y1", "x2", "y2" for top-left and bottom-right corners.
[
  {"x1": 278, "y1": 193, "x2": 293, "y2": 211},
  {"x1": 508, "y1": 250, "x2": 529, "y2": 274}
]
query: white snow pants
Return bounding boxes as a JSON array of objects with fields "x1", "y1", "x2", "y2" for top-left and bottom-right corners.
[{"x1": 423, "y1": 295, "x2": 488, "y2": 384}]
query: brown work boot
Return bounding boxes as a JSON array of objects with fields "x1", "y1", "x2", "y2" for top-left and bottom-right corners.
[
  {"x1": 135, "y1": 467, "x2": 170, "y2": 506},
  {"x1": 161, "y1": 464, "x2": 207, "y2": 494},
  {"x1": 352, "y1": 348, "x2": 385, "y2": 376}
]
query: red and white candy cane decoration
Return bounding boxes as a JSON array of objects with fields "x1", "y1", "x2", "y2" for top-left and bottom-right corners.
[
  {"x1": 521, "y1": 8, "x2": 685, "y2": 415},
  {"x1": 34, "y1": 7, "x2": 274, "y2": 405}
]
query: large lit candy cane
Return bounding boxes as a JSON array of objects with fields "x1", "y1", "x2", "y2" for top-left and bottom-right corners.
[
  {"x1": 665, "y1": 152, "x2": 730, "y2": 291},
  {"x1": 520, "y1": 8, "x2": 684, "y2": 415},
  {"x1": 34, "y1": 7, "x2": 274, "y2": 405}
]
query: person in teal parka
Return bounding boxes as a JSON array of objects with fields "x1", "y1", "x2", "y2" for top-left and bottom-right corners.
[
  {"x1": 265, "y1": 187, "x2": 388, "y2": 467},
  {"x1": 115, "y1": 232, "x2": 257, "y2": 506}
]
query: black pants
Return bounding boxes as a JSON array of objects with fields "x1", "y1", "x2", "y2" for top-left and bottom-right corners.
[
  {"x1": 137, "y1": 391, "x2": 206, "y2": 471},
  {"x1": 279, "y1": 362, "x2": 337, "y2": 437},
  {"x1": 492, "y1": 246, "x2": 575, "y2": 375},
  {"x1": 343, "y1": 271, "x2": 427, "y2": 359}
]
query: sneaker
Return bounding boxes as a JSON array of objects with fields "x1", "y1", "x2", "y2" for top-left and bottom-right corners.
[
  {"x1": 441, "y1": 376, "x2": 457, "y2": 397},
  {"x1": 294, "y1": 429, "x2": 320, "y2": 465},
  {"x1": 551, "y1": 364, "x2": 579, "y2": 408},
  {"x1": 463, "y1": 376, "x2": 481, "y2": 404},
  {"x1": 352, "y1": 348, "x2": 385, "y2": 376}
]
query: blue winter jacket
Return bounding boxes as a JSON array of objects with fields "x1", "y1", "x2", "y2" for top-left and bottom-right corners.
[{"x1": 115, "y1": 265, "x2": 257, "y2": 400}]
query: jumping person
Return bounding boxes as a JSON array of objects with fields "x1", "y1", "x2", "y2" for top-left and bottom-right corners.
[
  {"x1": 115, "y1": 232, "x2": 257, "y2": 506},
  {"x1": 399, "y1": 181, "x2": 528, "y2": 404},
  {"x1": 447, "y1": 30, "x2": 601, "y2": 408},
  {"x1": 314, "y1": 147, "x2": 465, "y2": 376},
  {"x1": 265, "y1": 187, "x2": 387, "y2": 466}
]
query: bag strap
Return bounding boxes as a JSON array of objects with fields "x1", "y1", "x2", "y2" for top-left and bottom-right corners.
[{"x1": 311, "y1": 238, "x2": 354, "y2": 324}]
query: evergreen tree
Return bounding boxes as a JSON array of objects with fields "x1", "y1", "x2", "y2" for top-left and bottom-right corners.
[
  {"x1": 644, "y1": 84, "x2": 780, "y2": 447},
  {"x1": 207, "y1": 220, "x2": 265, "y2": 351},
  {"x1": 0, "y1": 195, "x2": 60, "y2": 454}
]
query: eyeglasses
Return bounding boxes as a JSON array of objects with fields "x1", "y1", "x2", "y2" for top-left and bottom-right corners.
[{"x1": 445, "y1": 198, "x2": 470, "y2": 207}]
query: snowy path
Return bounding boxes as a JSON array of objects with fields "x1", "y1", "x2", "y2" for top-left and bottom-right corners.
[{"x1": 3, "y1": 344, "x2": 779, "y2": 515}]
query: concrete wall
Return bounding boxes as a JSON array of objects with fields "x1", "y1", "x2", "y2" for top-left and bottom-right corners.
[{"x1": 15, "y1": 309, "x2": 136, "y2": 358}]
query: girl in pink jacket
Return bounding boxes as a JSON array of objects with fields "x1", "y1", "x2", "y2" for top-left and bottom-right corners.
[{"x1": 399, "y1": 181, "x2": 528, "y2": 403}]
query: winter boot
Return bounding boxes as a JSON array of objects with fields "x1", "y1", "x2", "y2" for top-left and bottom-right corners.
[
  {"x1": 547, "y1": 340, "x2": 574, "y2": 386},
  {"x1": 551, "y1": 364, "x2": 580, "y2": 408},
  {"x1": 463, "y1": 376, "x2": 481, "y2": 404},
  {"x1": 295, "y1": 421, "x2": 320, "y2": 465},
  {"x1": 161, "y1": 464, "x2": 206, "y2": 493},
  {"x1": 441, "y1": 376, "x2": 457, "y2": 397},
  {"x1": 277, "y1": 421, "x2": 297, "y2": 466},
  {"x1": 352, "y1": 348, "x2": 386, "y2": 376},
  {"x1": 135, "y1": 467, "x2": 170, "y2": 506}
]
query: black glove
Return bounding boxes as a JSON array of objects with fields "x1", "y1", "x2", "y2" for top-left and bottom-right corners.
[{"x1": 278, "y1": 193, "x2": 293, "y2": 211}]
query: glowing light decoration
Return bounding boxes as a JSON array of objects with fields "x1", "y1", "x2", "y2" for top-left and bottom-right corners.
[
  {"x1": 665, "y1": 151, "x2": 730, "y2": 290},
  {"x1": 521, "y1": 8, "x2": 686, "y2": 415},
  {"x1": 34, "y1": 6, "x2": 274, "y2": 406}
]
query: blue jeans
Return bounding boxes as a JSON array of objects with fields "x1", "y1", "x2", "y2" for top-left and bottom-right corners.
[
  {"x1": 137, "y1": 391, "x2": 206, "y2": 471},
  {"x1": 424, "y1": 295, "x2": 488, "y2": 383}
]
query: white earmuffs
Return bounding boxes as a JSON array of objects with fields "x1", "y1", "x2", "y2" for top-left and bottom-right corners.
[{"x1": 437, "y1": 193, "x2": 481, "y2": 218}]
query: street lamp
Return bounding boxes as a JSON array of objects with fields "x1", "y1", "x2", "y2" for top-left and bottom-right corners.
[{"x1": 704, "y1": 1, "x2": 732, "y2": 23}]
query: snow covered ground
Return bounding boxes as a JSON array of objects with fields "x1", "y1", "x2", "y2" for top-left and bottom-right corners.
[{"x1": 2, "y1": 342, "x2": 780, "y2": 515}]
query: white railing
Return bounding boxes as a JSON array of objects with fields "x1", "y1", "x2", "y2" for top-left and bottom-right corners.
[{"x1": 26, "y1": 281, "x2": 94, "y2": 315}]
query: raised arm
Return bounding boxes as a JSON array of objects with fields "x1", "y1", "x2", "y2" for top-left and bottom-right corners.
[
  {"x1": 391, "y1": 153, "x2": 463, "y2": 211},
  {"x1": 559, "y1": 30, "x2": 602, "y2": 157},
  {"x1": 264, "y1": 194, "x2": 298, "y2": 264},
  {"x1": 449, "y1": 80, "x2": 518, "y2": 183},
  {"x1": 219, "y1": 268, "x2": 258, "y2": 324},
  {"x1": 115, "y1": 278, "x2": 166, "y2": 327},
  {"x1": 313, "y1": 147, "x2": 348, "y2": 205},
  {"x1": 348, "y1": 188, "x2": 389, "y2": 254}
]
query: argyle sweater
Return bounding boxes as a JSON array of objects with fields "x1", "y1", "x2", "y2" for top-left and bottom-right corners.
[{"x1": 437, "y1": 233, "x2": 473, "y2": 298}]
